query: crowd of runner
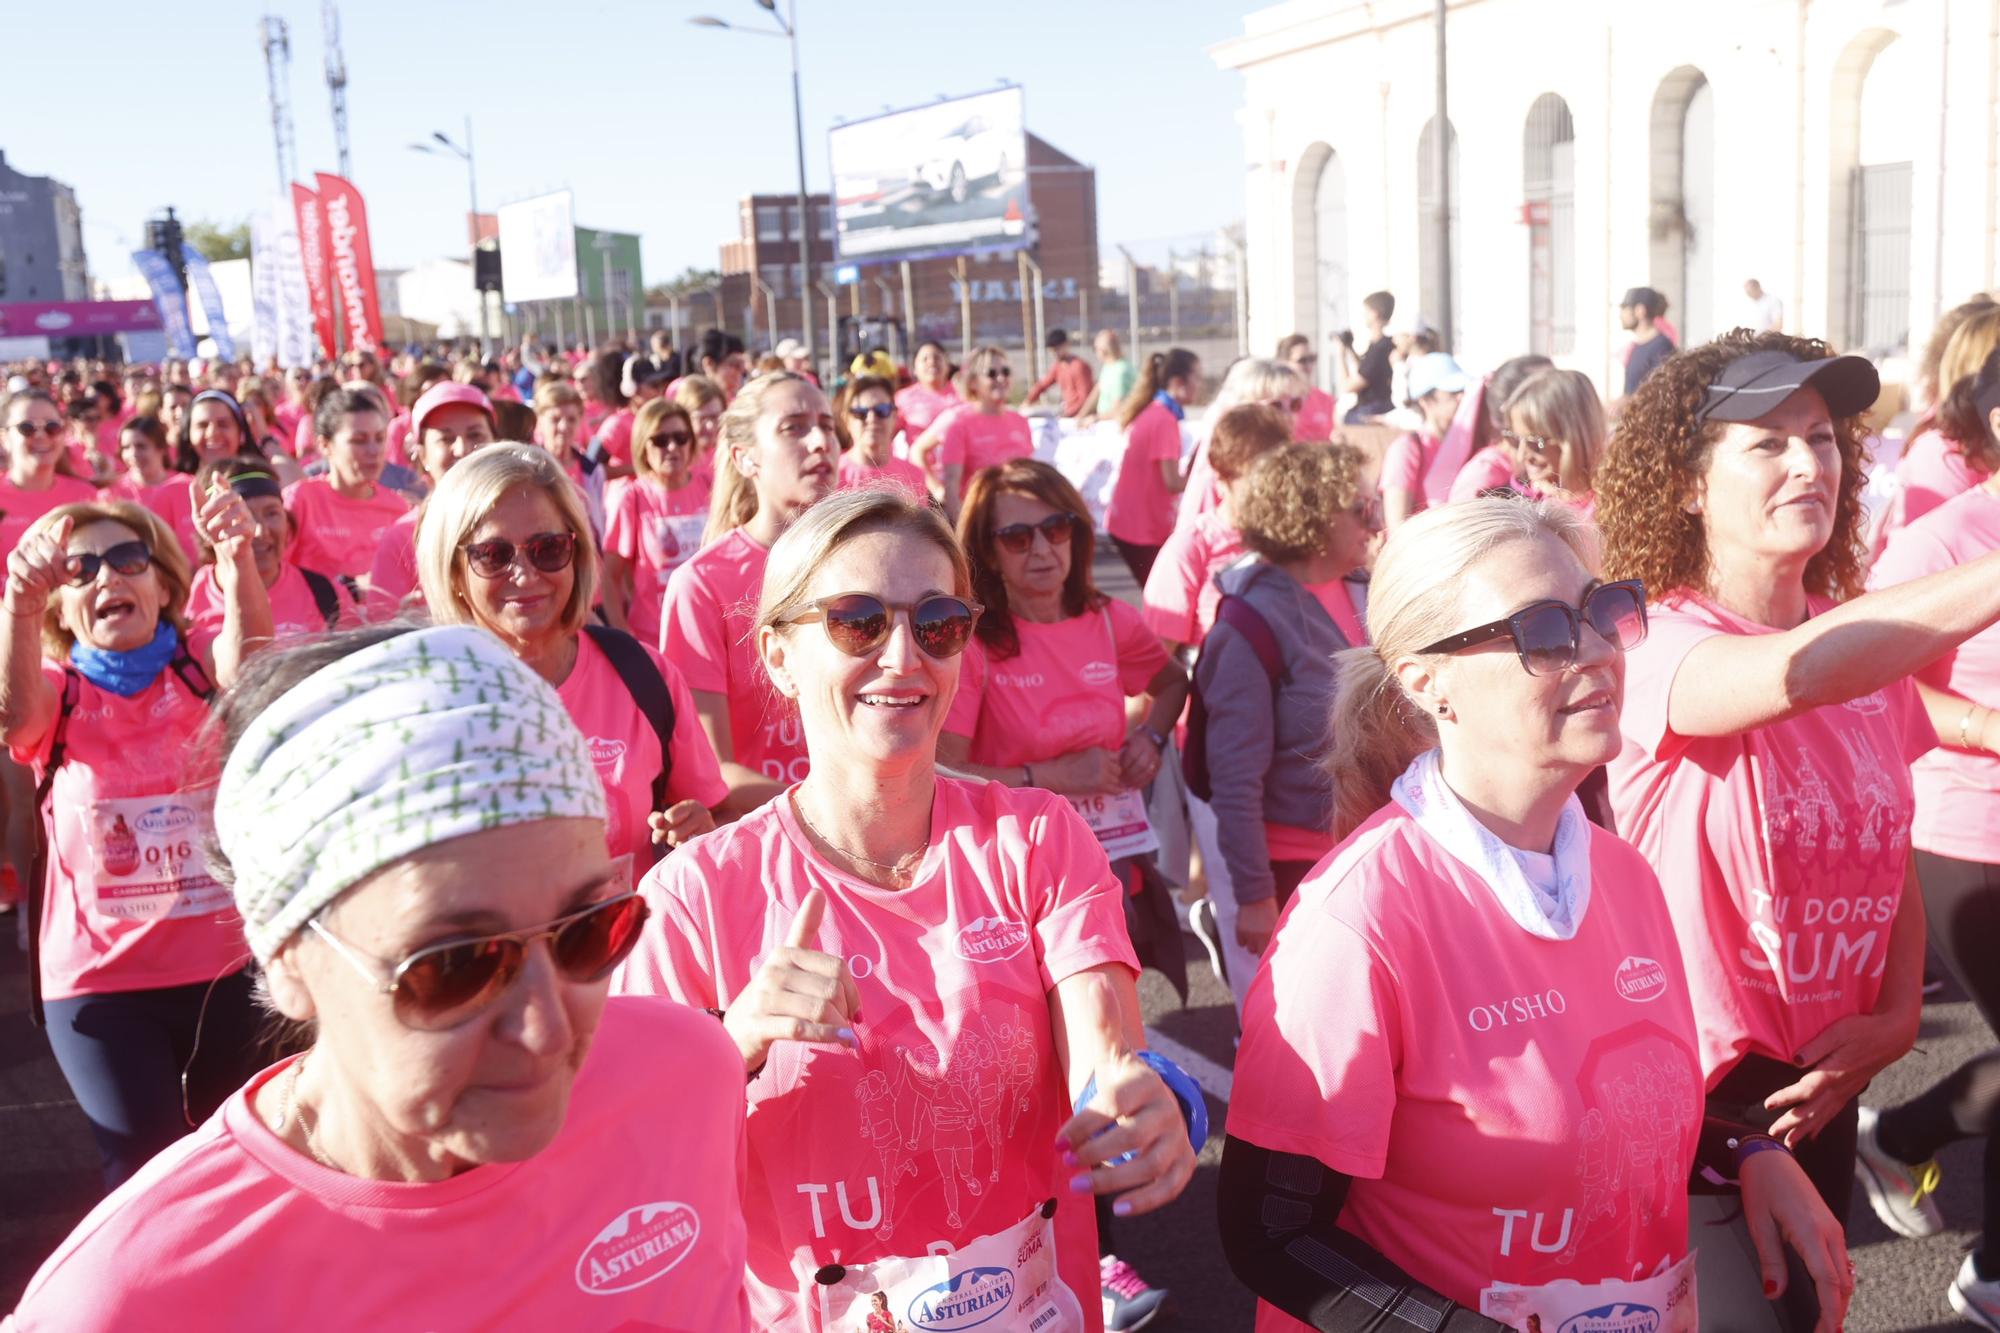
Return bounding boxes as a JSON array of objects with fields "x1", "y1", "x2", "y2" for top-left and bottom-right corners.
[{"x1": 1, "y1": 285, "x2": 1998, "y2": 1332}]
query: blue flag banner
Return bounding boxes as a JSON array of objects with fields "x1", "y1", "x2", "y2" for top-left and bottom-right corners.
[
  {"x1": 179, "y1": 243, "x2": 237, "y2": 360},
  {"x1": 130, "y1": 249, "x2": 196, "y2": 359}
]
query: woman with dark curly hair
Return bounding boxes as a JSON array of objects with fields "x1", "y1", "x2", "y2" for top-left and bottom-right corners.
[{"x1": 1597, "y1": 329, "x2": 2000, "y2": 1330}]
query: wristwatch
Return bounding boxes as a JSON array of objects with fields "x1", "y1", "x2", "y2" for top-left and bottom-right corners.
[{"x1": 1141, "y1": 725, "x2": 1168, "y2": 752}]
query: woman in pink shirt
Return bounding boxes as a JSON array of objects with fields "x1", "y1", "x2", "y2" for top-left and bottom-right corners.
[
  {"x1": 893, "y1": 339, "x2": 962, "y2": 447},
  {"x1": 617, "y1": 486, "x2": 1197, "y2": 1332},
  {"x1": 364, "y1": 382, "x2": 497, "y2": 622},
  {"x1": 1, "y1": 390, "x2": 102, "y2": 560},
  {"x1": 1380, "y1": 352, "x2": 1473, "y2": 533},
  {"x1": 7, "y1": 623, "x2": 753, "y2": 1332},
  {"x1": 1175, "y1": 357, "x2": 1308, "y2": 528},
  {"x1": 107, "y1": 416, "x2": 200, "y2": 566},
  {"x1": 1597, "y1": 331, "x2": 2000, "y2": 1325},
  {"x1": 532, "y1": 378, "x2": 607, "y2": 540},
  {"x1": 188, "y1": 459, "x2": 359, "y2": 644},
  {"x1": 1276, "y1": 332, "x2": 1337, "y2": 442},
  {"x1": 834, "y1": 375, "x2": 929, "y2": 499},
  {"x1": 662, "y1": 372, "x2": 837, "y2": 814},
  {"x1": 1894, "y1": 305, "x2": 2000, "y2": 530},
  {"x1": 603, "y1": 398, "x2": 714, "y2": 644},
  {"x1": 913, "y1": 345, "x2": 1034, "y2": 522},
  {"x1": 1107, "y1": 347, "x2": 1202, "y2": 583},
  {"x1": 1222, "y1": 497, "x2": 1850, "y2": 1333},
  {"x1": 1500, "y1": 367, "x2": 1607, "y2": 516},
  {"x1": 284, "y1": 388, "x2": 409, "y2": 585},
  {"x1": 2, "y1": 491, "x2": 272, "y2": 1190}
]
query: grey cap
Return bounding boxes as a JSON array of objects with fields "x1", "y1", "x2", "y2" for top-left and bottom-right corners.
[{"x1": 1695, "y1": 349, "x2": 1880, "y2": 424}]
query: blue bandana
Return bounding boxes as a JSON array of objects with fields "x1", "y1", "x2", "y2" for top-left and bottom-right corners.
[
  {"x1": 70, "y1": 621, "x2": 181, "y2": 697},
  {"x1": 1154, "y1": 389, "x2": 1185, "y2": 422}
]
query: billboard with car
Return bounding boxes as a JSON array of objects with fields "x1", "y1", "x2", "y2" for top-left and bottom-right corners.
[{"x1": 829, "y1": 86, "x2": 1031, "y2": 265}]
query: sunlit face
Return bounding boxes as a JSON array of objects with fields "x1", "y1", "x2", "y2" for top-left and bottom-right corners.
[
  {"x1": 990, "y1": 490, "x2": 1071, "y2": 605},
  {"x1": 457, "y1": 485, "x2": 576, "y2": 653},
  {"x1": 244, "y1": 494, "x2": 291, "y2": 586},
  {"x1": 691, "y1": 398, "x2": 724, "y2": 456},
  {"x1": 1324, "y1": 483, "x2": 1382, "y2": 575},
  {"x1": 57, "y1": 518, "x2": 165, "y2": 653},
  {"x1": 1696, "y1": 385, "x2": 1840, "y2": 578},
  {"x1": 419, "y1": 404, "x2": 495, "y2": 486},
  {"x1": 326, "y1": 409, "x2": 390, "y2": 489},
  {"x1": 7, "y1": 398, "x2": 67, "y2": 476},
  {"x1": 161, "y1": 390, "x2": 193, "y2": 442},
  {"x1": 973, "y1": 355, "x2": 1012, "y2": 408},
  {"x1": 538, "y1": 403, "x2": 584, "y2": 456},
  {"x1": 846, "y1": 386, "x2": 897, "y2": 457},
  {"x1": 188, "y1": 399, "x2": 244, "y2": 464},
  {"x1": 915, "y1": 345, "x2": 949, "y2": 387},
  {"x1": 736, "y1": 381, "x2": 837, "y2": 523},
  {"x1": 643, "y1": 414, "x2": 695, "y2": 487},
  {"x1": 119, "y1": 427, "x2": 168, "y2": 483},
  {"x1": 1508, "y1": 409, "x2": 1565, "y2": 492}
]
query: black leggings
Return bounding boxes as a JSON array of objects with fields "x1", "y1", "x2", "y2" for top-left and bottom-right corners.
[
  {"x1": 1874, "y1": 849, "x2": 2000, "y2": 1270},
  {"x1": 1109, "y1": 537, "x2": 1161, "y2": 586}
]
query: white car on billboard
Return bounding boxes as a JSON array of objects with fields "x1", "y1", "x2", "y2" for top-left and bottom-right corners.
[{"x1": 913, "y1": 112, "x2": 1016, "y2": 205}]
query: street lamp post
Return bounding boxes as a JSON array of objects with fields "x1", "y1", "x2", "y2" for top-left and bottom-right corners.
[
  {"x1": 409, "y1": 117, "x2": 490, "y2": 353},
  {"x1": 692, "y1": 1, "x2": 814, "y2": 377}
]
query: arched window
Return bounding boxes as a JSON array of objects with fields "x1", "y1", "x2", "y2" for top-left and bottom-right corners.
[
  {"x1": 1417, "y1": 116, "x2": 1461, "y2": 347},
  {"x1": 1524, "y1": 94, "x2": 1576, "y2": 357},
  {"x1": 1647, "y1": 67, "x2": 1712, "y2": 344},
  {"x1": 1290, "y1": 143, "x2": 1348, "y2": 390},
  {"x1": 1851, "y1": 36, "x2": 1916, "y2": 353}
]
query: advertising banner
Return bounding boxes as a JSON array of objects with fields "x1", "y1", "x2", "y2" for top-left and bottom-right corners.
[
  {"x1": 291, "y1": 182, "x2": 337, "y2": 359},
  {"x1": 179, "y1": 243, "x2": 237, "y2": 361},
  {"x1": 496, "y1": 191, "x2": 579, "y2": 302},
  {"x1": 130, "y1": 249, "x2": 196, "y2": 359},
  {"x1": 315, "y1": 172, "x2": 386, "y2": 353},
  {"x1": 830, "y1": 87, "x2": 1031, "y2": 264},
  {"x1": 253, "y1": 196, "x2": 317, "y2": 367},
  {"x1": 0, "y1": 300, "x2": 162, "y2": 339}
]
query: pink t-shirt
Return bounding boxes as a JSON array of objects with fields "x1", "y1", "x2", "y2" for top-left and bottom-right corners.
[
  {"x1": 11, "y1": 660, "x2": 245, "y2": 1000},
  {"x1": 1308, "y1": 576, "x2": 1367, "y2": 649},
  {"x1": 1106, "y1": 400, "x2": 1185, "y2": 547},
  {"x1": 290, "y1": 412, "x2": 316, "y2": 462},
  {"x1": 894, "y1": 382, "x2": 962, "y2": 440},
  {"x1": 613, "y1": 778, "x2": 1137, "y2": 1333},
  {"x1": 0, "y1": 474, "x2": 99, "y2": 561},
  {"x1": 557, "y1": 632, "x2": 727, "y2": 867},
  {"x1": 364, "y1": 506, "x2": 423, "y2": 622},
  {"x1": 1896, "y1": 428, "x2": 1989, "y2": 527},
  {"x1": 940, "y1": 409, "x2": 1034, "y2": 478},
  {"x1": 1380, "y1": 430, "x2": 1467, "y2": 516},
  {"x1": 106, "y1": 472, "x2": 200, "y2": 568},
  {"x1": 385, "y1": 410, "x2": 413, "y2": 470},
  {"x1": 1448, "y1": 444, "x2": 1520, "y2": 502},
  {"x1": 604, "y1": 476, "x2": 713, "y2": 648},
  {"x1": 837, "y1": 451, "x2": 929, "y2": 500},
  {"x1": 1174, "y1": 436, "x2": 1228, "y2": 528},
  {"x1": 1608, "y1": 592, "x2": 1934, "y2": 1081},
  {"x1": 4, "y1": 999, "x2": 752, "y2": 1332},
  {"x1": 1294, "y1": 386, "x2": 1336, "y2": 444},
  {"x1": 946, "y1": 600, "x2": 1167, "y2": 770},
  {"x1": 1870, "y1": 486, "x2": 2000, "y2": 863},
  {"x1": 597, "y1": 408, "x2": 637, "y2": 473},
  {"x1": 1230, "y1": 806, "x2": 1703, "y2": 1324},
  {"x1": 660, "y1": 527, "x2": 807, "y2": 784},
  {"x1": 1141, "y1": 510, "x2": 1245, "y2": 647},
  {"x1": 187, "y1": 562, "x2": 357, "y2": 643},
  {"x1": 285, "y1": 477, "x2": 409, "y2": 581}
]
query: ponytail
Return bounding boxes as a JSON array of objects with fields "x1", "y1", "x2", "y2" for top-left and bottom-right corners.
[
  {"x1": 1117, "y1": 346, "x2": 1198, "y2": 430},
  {"x1": 701, "y1": 372, "x2": 809, "y2": 546},
  {"x1": 1324, "y1": 646, "x2": 1435, "y2": 840}
]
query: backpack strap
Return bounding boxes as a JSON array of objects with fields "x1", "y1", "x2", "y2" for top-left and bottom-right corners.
[
  {"x1": 167, "y1": 647, "x2": 217, "y2": 703},
  {"x1": 1211, "y1": 594, "x2": 1282, "y2": 684},
  {"x1": 300, "y1": 567, "x2": 342, "y2": 630},
  {"x1": 25, "y1": 669, "x2": 82, "y2": 1028},
  {"x1": 581, "y1": 623, "x2": 676, "y2": 813}
]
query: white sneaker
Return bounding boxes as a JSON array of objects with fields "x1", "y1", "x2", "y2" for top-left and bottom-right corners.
[
  {"x1": 1950, "y1": 1254, "x2": 2000, "y2": 1332},
  {"x1": 1853, "y1": 1105, "x2": 1944, "y2": 1238},
  {"x1": 1188, "y1": 897, "x2": 1226, "y2": 988}
]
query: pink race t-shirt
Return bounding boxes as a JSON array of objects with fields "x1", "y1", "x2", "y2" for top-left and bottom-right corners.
[
  {"x1": 660, "y1": 527, "x2": 807, "y2": 784},
  {"x1": 1141, "y1": 510, "x2": 1245, "y2": 647},
  {"x1": 1295, "y1": 386, "x2": 1336, "y2": 444},
  {"x1": 4, "y1": 999, "x2": 752, "y2": 1332},
  {"x1": 940, "y1": 409, "x2": 1034, "y2": 478},
  {"x1": 837, "y1": 452, "x2": 930, "y2": 500},
  {"x1": 284, "y1": 477, "x2": 409, "y2": 581},
  {"x1": 1448, "y1": 444, "x2": 1520, "y2": 502},
  {"x1": 1870, "y1": 486, "x2": 2000, "y2": 863},
  {"x1": 106, "y1": 473, "x2": 200, "y2": 568},
  {"x1": 614, "y1": 778, "x2": 1137, "y2": 1333},
  {"x1": 1608, "y1": 592, "x2": 1934, "y2": 1081},
  {"x1": 1307, "y1": 576, "x2": 1368, "y2": 651},
  {"x1": 385, "y1": 410, "x2": 413, "y2": 470},
  {"x1": 0, "y1": 474, "x2": 99, "y2": 561},
  {"x1": 1106, "y1": 400, "x2": 1185, "y2": 547},
  {"x1": 1379, "y1": 430, "x2": 1466, "y2": 516},
  {"x1": 597, "y1": 407, "x2": 637, "y2": 472},
  {"x1": 1174, "y1": 439, "x2": 1227, "y2": 528},
  {"x1": 946, "y1": 600, "x2": 1168, "y2": 769},
  {"x1": 1896, "y1": 428, "x2": 1989, "y2": 527},
  {"x1": 894, "y1": 382, "x2": 963, "y2": 440},
  {"x1": 187, "y1": 562, "x2": 357, "y2": 643},
  {"x1": 1230, "y1": 805, "x2": 1703, "y2": 1324},
  {"x1": 604, "y1": 476, "x2": 712, "y2": 648},
  {"x1": 364, "y1": 506, "x2": 423, "y2": 622},
  {"x1": 10, "y1": 661, "x2": 246, "y2": 1000},
  {"x1": 557, "y1": 632, "x2": 727, "y2": 868}
]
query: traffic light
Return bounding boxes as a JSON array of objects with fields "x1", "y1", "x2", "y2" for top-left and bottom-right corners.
[{"x1": 145, "y1": 209, "x2": 189, "y2": 292}]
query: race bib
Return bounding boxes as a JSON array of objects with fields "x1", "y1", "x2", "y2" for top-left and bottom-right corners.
[
  {"x1": 1480, "y1": 1249, "x2": 1697, "y2": 1333},
  {"x1": 800, "y1": 1203, "x2": 1081, "y2": 1333},
  {"x1": 1067, "y1": 789, "x2": 1159, "y2": 861},
  {"x1": 86, "y1": 792, "x2": 228, "y2": 921}
]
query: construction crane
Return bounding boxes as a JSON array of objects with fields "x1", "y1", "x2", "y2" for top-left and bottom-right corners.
[
  {"x1": 259, "y1": 16, "x2": 298, "y2": 192},
  {"x1": 324, "y1": 0, "x2": 351, "y2": 178}
]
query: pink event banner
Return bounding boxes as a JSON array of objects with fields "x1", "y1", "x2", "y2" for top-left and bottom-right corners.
[{"x1": 0, "y1": 300, "x2": 163, "y2": 338}]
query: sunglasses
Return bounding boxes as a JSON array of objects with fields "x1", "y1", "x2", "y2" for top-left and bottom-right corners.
[
  {"x1": 649, "y1": 430, "x2": 694, "y2": 450},
  {"x1": 848, "y1": 402, "x2": 896, "y2": 421},
  {"x1": 1417, "y1": 580, "x2": 1647, "y2": 676},
  {"x1": 462, "y1": 531, "x2": 577, "y2": 579},
  {"x1": 1501, "y1": 431, "x2": 1560, "y2": 455},
  {"x1": 1265, "y1": 396, "x2": 1305, "y2": 414},
  {"x1": 66, "y1": 540, "x2": 154, "y2": 585},
  {"x1": 983, "y1": 367, "x2": 1012, "y2": 380},
  {"x1": 993, "y1": 513, "x2": 1076, "y2": 554},
  {"x1": 781, "y1": 592, "x2": 982, "y2": 659},
  {"x1": 308, "y1": 891, "x2": 649, "y2": 1031},
  {"x1": 11, "y1": 420, "x2": 65, "y2": 439}
]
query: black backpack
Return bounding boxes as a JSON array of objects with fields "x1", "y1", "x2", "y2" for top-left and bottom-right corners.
[
  {"x1": 299, "y1": 568, "x2": 342, "y2": 630},
  {"x1": 581, "y1": 624, "x2": 678, "y2": 861}
]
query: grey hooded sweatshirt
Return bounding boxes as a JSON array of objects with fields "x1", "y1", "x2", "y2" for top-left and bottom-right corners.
[{"x1": 1194, "y1": 557, "x2": 1365, "y2": 907}]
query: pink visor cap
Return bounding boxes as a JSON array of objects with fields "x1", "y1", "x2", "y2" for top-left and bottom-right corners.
[{"x1": 411, "y1": 382, "x2": 495, "y2": 439}]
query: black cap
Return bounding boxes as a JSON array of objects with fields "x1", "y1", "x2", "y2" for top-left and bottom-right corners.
[
  {"x1": 632, "y1": 360, "x2": 673, "y2": 387},
  {"x1": 1620, "y1": 287, "x2": 1664, "y2": 315},
  {"x1": 1695, "y1": 349, "x2": 1880, "y2": 424}
]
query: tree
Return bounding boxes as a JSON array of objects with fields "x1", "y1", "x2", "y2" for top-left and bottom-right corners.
[
  {"x1": 183, "y1": 219, "x2": 252, "y2": 263},
  {"x1": 644, "y1": 266, "x2": 721, "y2": 303}
]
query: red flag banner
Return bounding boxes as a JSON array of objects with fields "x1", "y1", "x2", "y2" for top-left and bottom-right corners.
[
  {"x1": 291, "y1": 182, "x2": 337, "y2": 360},
  {"x1": 315, "y1": 172, "x2": 386, "y2": 354}
]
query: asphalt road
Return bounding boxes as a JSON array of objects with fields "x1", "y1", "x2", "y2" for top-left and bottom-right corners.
[{"x1": 1, "y1": 547, "x2": 1992, "y2": 1330}]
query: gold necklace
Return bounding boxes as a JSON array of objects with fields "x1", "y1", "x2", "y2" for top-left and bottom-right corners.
[
  {"x1": 279, "y1": 1054, "x2": 338, "y2": 1171},
  {"x1": 792, "y1": 794, "x2": 926, "y2": 881}
]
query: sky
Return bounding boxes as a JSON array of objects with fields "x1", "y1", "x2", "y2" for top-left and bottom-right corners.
[{"x1": 3, "y1": 0, "x2": 1253, "y2": 289}]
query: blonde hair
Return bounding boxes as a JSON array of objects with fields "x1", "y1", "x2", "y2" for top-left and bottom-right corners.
[
  {"x1": 672, "y1": 374, "x2": 726, "y2": 414},
  {"x1": 30, "y1": 502, "x2": 193, "y2": 661},
  {"x1": 1504, "y1": 368, "x2": 1608, "y2": 494},
  {"x1": 961, "y1": 345, "x2": 1011, "y2": 400},
  {"x1": 531, "y1": 378, "x2": 583, "y2": 416},
  {"x1": 630, "y1": 398, "x2": 697, "y2": 482},
  {"x1": 1938, "y1": 308, "x2": 2000, "y2": 418},
  {"x1": 756, "y1": 487, "x2": 970, "y2": 637},
  {"x1": 416, "y1": 443, "x2": 598, "y2": 638},
  {"x1": 1325, "y1": 497, "x2": 1595, "y2": 838},
  {"x1": 703, "y1": 372, "x2": 812, "y2": 546},
  {"x1": 1210, "y1": 357, "x2": 1307, "y2": 418}
]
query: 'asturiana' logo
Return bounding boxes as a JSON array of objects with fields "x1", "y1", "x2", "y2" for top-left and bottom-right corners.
[
  {"x1": 574, "y1": 1201, "x2": 700, "y2": 1295},
  {"x1": 589, "y1": 737, "x2": 627, "y2": 767},
  {"x1": 908, "y1": 1264, "x2": 1017, "y2": 1330},
  {"x1": 135, "y1": 806, "x2": 198, "y2": 837},
  {"x1": 1559, "y1": 1301, "x2": 1662, "y2": 1333},
  {"x1": 1080, "y1": 660, "x2": 1117, "y2": 686},
  {"x1": 953, "y1": 915, "x2": 1029, "y2": 964},
  {"x1": 1614, "y1": 955, "x2": 1668, "y2": 1003}
]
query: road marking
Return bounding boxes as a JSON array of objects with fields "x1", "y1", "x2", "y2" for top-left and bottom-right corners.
[{"x1": 1144, "y1": 1025, "x2": 1232, "y2": 1108}]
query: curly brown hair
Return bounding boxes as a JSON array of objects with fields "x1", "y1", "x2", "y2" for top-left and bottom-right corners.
[
  {"x1": 1596, "y1": 329, "x2": 1870, "y2": 604},
  {"x1": 1235, "y1": 441, "x2": 1366, "y2": 564}
]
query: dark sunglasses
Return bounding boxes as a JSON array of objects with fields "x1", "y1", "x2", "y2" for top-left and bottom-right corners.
[
  {"x1": 11, "y1": 420, "x2": 65, "y2": 439},
  {"x1": 993, "y1": 513, "x2": 1076, "y2": 554},
  {"x1": 781, "y1": 592, "x2": 982, "y2": 659},
  {"x1": 649, "y1": 430, "x2": 694, "y2": 450},
  {"x1": 1417, "y1": 580, "x2": 1647, "y2": 677},
  {"x1": 983, "y1": 367, "x2": 1013, "y2": 380},
  {"x1": 1266, "y1": 396, "x2": 1305, "y2": 414},
  {"x1": 66, "y1": 540, "x2": 154, "y2": 585},
  {"x1": 462, "y1": 531, "x2": 577, "y2": 579},
  {"x1": 1501, "y1": 431, "x2": 1559, "y2": 455},
  {"x1": 848, "y1": 402, "x2": 896, "y2": 421},
  {"x1": 308, "y1": 891, "x2": 649, "y2": 1031}
]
